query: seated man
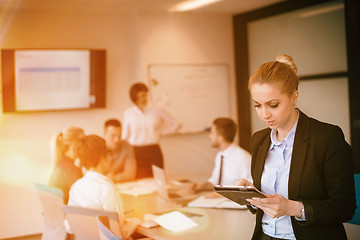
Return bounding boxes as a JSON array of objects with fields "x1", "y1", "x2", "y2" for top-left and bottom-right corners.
[
  {"x1": 190, "y1": 118, "x2": 252, "y2": 193},
  {"x1": 67, "y1": 134, "x2": 140, "y2": 239},
  {"x1": 103, "y1": 119, "x2": 136, "y2": 182}
]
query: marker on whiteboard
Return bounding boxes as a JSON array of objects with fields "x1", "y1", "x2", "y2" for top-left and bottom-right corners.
[{"x1": 151, "y1": 78, "x2": 159, "y2": 86}]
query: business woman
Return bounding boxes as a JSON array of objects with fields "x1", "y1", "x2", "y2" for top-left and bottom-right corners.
[
  {"x1": 122, "y1": 83, "x2": 181, "y2": 178},
  {"x1": 238, "y1": 55, "x2": 356, "y2": 239},
  {"x1": 48, "y1": 126, "x2": 85, "y2": 203}
]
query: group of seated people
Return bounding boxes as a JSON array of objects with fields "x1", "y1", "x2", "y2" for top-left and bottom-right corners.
[
  {"x1": 47, "y1": 116, "x2": 252, "y2": 239},
  {"x1": 48, "y1": 119, "x2": 138, "y2": 239},
  {"x1": 48, "y1": 119, "x2": 136, "y2": 204}
]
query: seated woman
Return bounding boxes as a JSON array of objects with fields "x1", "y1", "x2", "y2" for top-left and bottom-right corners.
[
  {"x1": 67, "y1": 134, "x2": 140, "y2": 239},
  {"x1": 48, "y1": 126, "x2": 85, "y2": 204}
]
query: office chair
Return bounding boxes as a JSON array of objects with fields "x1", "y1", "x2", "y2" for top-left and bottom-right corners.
[
  {"x1": 61, "y1": 205, "x2": 122, "y2": 240},
  {"x1": 97, "y1": 215, "x2": 122, "y2": 240},
  {"x1": 34, "y1": 183, "x2": 67, "y2": 240},
  {"x1": 348, "y1": 173, "x2": 360, "y2": 225}
]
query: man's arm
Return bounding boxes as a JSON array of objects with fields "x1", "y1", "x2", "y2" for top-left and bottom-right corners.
[
  {"x1": 189, "y1": 181, "x2": 214, "y2": 193},
  {"x1": 111, "y1": 144, "x2": 137, "y2": 183}
]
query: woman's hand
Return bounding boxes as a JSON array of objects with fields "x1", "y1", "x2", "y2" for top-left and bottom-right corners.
[
  {"x1": 236, "y1": 178, "x2": 254, "y2": 188},
  {"x1": 246, "y1": 194, "x2": 303, "y2": 218}
]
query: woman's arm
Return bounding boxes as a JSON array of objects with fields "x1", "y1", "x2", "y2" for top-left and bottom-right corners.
[
  {"x1": 158, "y1": 107, "x2": 181, "y2": 135},
  {"x1": 300, "y1": 126, "x2": 356, "y2": 225},
  {"x1": 247, "y1": 126, "x2": 356, "y2": 225}
]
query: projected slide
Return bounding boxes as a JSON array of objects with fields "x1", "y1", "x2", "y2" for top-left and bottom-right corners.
[{"x1": 15, "y1": 50, "x2": 90, "y2": 111}]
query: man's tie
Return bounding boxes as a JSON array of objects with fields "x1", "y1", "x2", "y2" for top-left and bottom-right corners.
[{"x1": 218, "y1": 155, "x2": 224, "y2": 185}]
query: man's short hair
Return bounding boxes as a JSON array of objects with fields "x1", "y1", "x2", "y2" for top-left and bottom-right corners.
[
  {"x1": 104, "y1": 119, "x2": 121, "y2": 129},
  {"x1": 77, "y1": 135, "x2": 107, "y2": 169},
  {"x1": 213, "y1": 118, "x2": 237, "y2": 143}
]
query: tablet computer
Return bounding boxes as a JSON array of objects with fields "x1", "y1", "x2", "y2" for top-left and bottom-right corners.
[{"x1": 214, "y1": 185, "x2": 266, "y2": 205}]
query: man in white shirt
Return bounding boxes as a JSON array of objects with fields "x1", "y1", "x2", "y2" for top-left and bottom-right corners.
[
  {"x1": 67, "y1": 135, "x2": 140, "y2": 239},
  {"x1": 189, "y1": 118, "x2": 252, "y2": 192}
]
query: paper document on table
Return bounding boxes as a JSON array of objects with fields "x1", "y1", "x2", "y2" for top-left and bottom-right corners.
[
  {"x1": 118, "y1": 187, "x2": 156, "y2": 196},
  {"x1": 115, "y1": 179, "x2": 157, "y2": 196},
  {"x1": 141, "y1": 214, "x2": 159, "y2": 228},
  {"x1": 153, "y1": 211, "x2": 198, "y2": 233},
  {"x1": 188, "y1": 195, "x2": 247, "y2": 209}
]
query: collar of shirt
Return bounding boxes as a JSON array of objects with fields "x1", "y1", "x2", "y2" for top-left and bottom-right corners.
[
  {"x1": 269, "y1": 111, "x2": 299, "y2": 151},
  {"x1": 261, "y1": 110, "x2": 299, "y2": 239},
  {"x1": 133, "y1": 105, "x2": 145, "y2": 114},
  {"x1": 134, "y1": 103, "x2": 155, "y2": 114},
  {"x1": 218, "y1": 143, "x2": 236, "y2": 159},
  {"x1": 84, "y1": 170, "x2": 113, "y2": 184},
  {"x1": 107, "y1": 143, "x2": 124, "y2": 156}
]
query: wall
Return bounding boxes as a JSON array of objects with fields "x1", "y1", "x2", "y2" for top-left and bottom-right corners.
[
  {"x1": 0, "y1": 8, "x2": 236, "y2": 238},
  {"x1": 247, "y1": 1, "x2": 350, "y2": 143}
]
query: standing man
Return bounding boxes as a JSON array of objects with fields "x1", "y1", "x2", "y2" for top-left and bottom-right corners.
[
  {"x1": 104, "y1": 119, "x2": 136, "y2": 182},
  {"x1": 190, "y1": 118, "x2": 252, "y2": 192}
]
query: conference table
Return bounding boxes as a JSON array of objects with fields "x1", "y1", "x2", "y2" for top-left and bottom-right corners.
[
  {"x1": 116, "y1": 175, "x2": 256, "y2": 240},
  {"x1": 136, "y1": 206, "x2": 256, "y2": 240}
]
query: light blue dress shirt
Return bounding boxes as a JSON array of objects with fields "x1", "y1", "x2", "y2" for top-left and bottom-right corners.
[{"x1": 261, "y1": 114, "x2": 299, "y2": 240}]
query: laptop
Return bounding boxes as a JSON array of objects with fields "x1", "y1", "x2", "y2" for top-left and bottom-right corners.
[{"x1": 152, "y1": 165, "x2": 196, "y2": 201}]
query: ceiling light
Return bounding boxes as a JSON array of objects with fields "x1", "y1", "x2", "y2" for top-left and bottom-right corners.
[{"x1": 169, "y1": 0, "x2": 222, "y2": 12}]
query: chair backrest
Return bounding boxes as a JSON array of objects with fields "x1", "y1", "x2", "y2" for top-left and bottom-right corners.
[
  {"x1": 34, "y1": 183, "x2": 67, "y2": 240},
  {"x1": 97, "y1": 215, "x2": 122, "y2": 240},
  {"x1": 348, "y1": 173, "x2": 360, "y2": 225},
  {"x1": 62, "y1": 205, "x2": 122, "y2": 240}
]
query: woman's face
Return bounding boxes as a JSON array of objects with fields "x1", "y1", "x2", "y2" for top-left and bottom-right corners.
[
  {"x1": 135, "y1": 90, "x2": 148, "y2": 108},
  {"x1": 250, "y1": 83, "x2": 298, "y2": 131}
]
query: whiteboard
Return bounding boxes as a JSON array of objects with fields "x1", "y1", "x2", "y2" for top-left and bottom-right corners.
[{"x1": 148, "y1": 64, "x2": 230, "y2": 133}]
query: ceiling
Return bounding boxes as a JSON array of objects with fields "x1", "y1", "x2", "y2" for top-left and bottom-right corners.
[{"x1": 0, "y1": 0, "x2": 285, "y2": 14}]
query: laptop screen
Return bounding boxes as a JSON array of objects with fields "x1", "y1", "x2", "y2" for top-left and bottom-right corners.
[{"x1": 152, "y1": 165, "x2": 170, "y2": 200}]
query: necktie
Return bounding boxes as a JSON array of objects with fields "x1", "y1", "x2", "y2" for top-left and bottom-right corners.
[{"x1": 218, "y1": 155, "x2": 224, "y2": 185}]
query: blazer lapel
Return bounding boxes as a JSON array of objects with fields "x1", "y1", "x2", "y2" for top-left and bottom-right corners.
[
  {"x1": 288, "y1": 110, "x2": 310, "y2": 199},
  {"x1": 253, "y1": 134, "x2": 271, "y2": 190}
]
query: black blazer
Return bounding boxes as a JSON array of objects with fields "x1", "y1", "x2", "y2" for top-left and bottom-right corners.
[{"x1": 249, "y1": 110, "x2": 356, "y2": 240}]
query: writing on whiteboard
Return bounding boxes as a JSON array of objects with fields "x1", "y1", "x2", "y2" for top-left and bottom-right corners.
[{"x1": 149, "y1": 64, "x2": 230, "y2": 133}]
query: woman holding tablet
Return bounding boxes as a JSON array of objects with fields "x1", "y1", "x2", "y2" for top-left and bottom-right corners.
[{"x1": 237, "y1": 54, "x2": 356, "y2": 239}]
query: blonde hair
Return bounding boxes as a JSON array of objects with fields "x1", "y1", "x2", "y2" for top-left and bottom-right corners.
[
  {"x1": 248, "y1": 54, "x2": 299, "y2": 96},
  {"x1": 49, "y1": 126, "x2": 85, "y2": 177}
]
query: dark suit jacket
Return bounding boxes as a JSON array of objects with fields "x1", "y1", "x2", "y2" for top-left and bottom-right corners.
[{"x1": 249, "y1": 110, "x2": 356, "y2": 240}]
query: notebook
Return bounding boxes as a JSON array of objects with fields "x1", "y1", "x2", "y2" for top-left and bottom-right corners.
[{"x1": 152, "y1": 165, "x2": 196, "y2": 201}]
